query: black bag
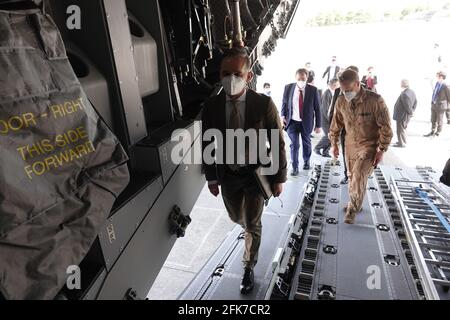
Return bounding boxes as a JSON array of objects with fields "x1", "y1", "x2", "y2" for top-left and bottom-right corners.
[
  {"x1": 440, "y1": 158, "x2": 450, "y2": 187},
  {"x1": 0, "y1": 7, "x2": 129, "y2": 299}
]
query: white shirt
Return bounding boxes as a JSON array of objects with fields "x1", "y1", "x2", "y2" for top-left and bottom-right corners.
[{"x1": 292, "y1": 85, "x2": 305, "y2": 121}]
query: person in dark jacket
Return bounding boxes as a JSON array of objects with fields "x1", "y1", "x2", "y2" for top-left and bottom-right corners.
[
  {"x1": 322, "y1": 56, "x2": 340, "y2": 84},
  {"x1": 202, "y1": 48, "x2": 287, "y2": 294},
  {"x1": 281, "y1": 68, "x2": 322, "y2": 175},
  {"x1": 424, "y1": 71, "x2": 450, "y2": 137},
  {"x1": 315, "y1": 78, "x2": 339, "y2": 157},
  {"x1": 393, "y1": 79, "x2": 417, "y2": 147},
  {"x1": 305, "y1": 62, "x2": 316, "y2": 84}
]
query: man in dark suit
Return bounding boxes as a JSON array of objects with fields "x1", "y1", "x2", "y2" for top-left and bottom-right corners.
[
  {"x1": 315, "y1": 78, "x2": 339, "y2": 157},
  {"x1": 322, "y1": 56, "x2": 340, "y2": 84},
  {"x1": 424, "y1": 71, "x2": 450, "y2": 137},
  {"x1": 281, "y1": 68, "x2": 321, "y2": 175},
  {"x1": 393, "y1": 79, "x2": 417, "y2": 147},
  {"x1": 202, "y1": 47, "x2": 287, "y2": 295},
  {"x1": 305, "y1": 62, "x2": 315, "y2": 84}
]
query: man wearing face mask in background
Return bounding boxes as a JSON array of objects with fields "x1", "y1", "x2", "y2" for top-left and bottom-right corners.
[
  {"x1": 305, "y1": 62, "x2": 315, "y2": 85},
  {"x1": 424, "y1": 71, "x2": 450, "y2": 137},
  {"x1": 281, "y1": 68, "x2": 322, "y2": 175},
  {"x1": 329, "y1": 69, "x2": 393, "y2": 224},
  {"x1": 201, "y1": 47, "x2": 287, "y2": 294},
  {"x1": 263, "y1": 83, "x2": 271, "y2": 96},
  {"x1": 314, "y1": 78, "x2": 339, "y2": 158}
]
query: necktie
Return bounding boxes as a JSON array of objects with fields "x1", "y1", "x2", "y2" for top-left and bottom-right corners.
[
  {"x1": 229, "y1": 100, "x2": 241, "y2": 129},
  {"x1": 228, "y1": 101, "x2": 241, "y2": 170},
  {"x1": 299, "y1": 88, "x2": 304, "y2": 119},
  {"x1": 432, "y1": 83, "x2": 441, "y2": 103}
]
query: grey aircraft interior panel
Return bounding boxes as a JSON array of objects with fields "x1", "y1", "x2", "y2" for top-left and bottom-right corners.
[
  {"x1": 82, "y1": 268, "x2": 108, "y2": 300},
  {"x1": 96, "y1": 135, "x2": 205, "y2": 300},
  {"x1": 103, "y1": 0, "x2": 148, "y2": 144},
  {"x1": 134, "y1": 120, "x2": 201, "y2": 185},
  {"x1": 98, "y1": 175, "x2": 164, "y2": 271}
]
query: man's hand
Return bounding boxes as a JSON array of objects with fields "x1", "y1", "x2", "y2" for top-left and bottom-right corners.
[
  {"x1": 272, "y1": 183, "x2": 283, "y2": 197},
  {"x1": 208, "y1": 183, "x2": 220, "y2": 197},
  {"x1": 373, "y1": 150, "x2": 384, "y2": 167},
  {"x1": 331, "y1": 145, "x2": 339, "y2": 159},
  {"x1": 314, "y1": 127, "x2": 322, "y2": 134}
]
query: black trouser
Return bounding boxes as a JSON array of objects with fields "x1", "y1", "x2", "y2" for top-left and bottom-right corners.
[
  {"x1": 315, "y1": 125, "x2": 331, "y2": 155},
  {"x1": 431, "y1": 103, "x2": 446, "y2": 133}
]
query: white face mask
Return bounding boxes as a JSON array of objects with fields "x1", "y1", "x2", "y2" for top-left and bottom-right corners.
[
  {"x1": 297, "y1": 80, "x2": 306, "y2": 88},
  {"x1": 221, "y1": 75, "x2": 247, "y2": 96},
  {"x1": 343, "y1": 91, "x2": 357, "y2": 102}
]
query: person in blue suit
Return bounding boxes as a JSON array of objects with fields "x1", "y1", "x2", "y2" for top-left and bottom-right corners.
[{"x1": 281, "y1": 68, "x2": 322, "y2": 175}]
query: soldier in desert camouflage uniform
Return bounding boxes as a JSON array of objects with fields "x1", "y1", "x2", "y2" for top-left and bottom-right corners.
[{"x1": 329, "y1": 69, "x2": 393, "y2": 224}]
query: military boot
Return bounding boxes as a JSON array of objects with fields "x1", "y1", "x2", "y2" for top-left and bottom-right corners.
[{"x1": 344, "y1": 209, "x2": 356, "y2": 224}]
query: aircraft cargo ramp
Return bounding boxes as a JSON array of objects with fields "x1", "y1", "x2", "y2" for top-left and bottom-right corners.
[{"x1": 180, "y1": 160, "x2": 450, "y2": 300}]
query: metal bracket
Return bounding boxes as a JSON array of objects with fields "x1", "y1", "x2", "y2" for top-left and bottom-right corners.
[
  {"x1": 317, "y1": 285, "x2": 336, "y2": 300},
  {"x1": 274, "y1": 276, "x2": 290, "y2": 298},
  {"x1": 384, "y1": 254, "x2": 401, "y2": 267},
  {"x1": 168, "y1": 205, "x2": 192, "y2": 238},
  {"x1": 323, "y1": 245, "x2": 337, "y2": 255},
  {"x1": 289, "y1": 235, "x2": 301, "y2": 252},
  {"x1": 326, "y1": 217, "x2": 338, "y2": 225},
  {"x1": 213, "y1": 265, "x2": 225, "y2": 277},
  {"x1": 377, "y1": 224, "x2": 390, "y2": 232},
  {"x1": 124, "y1": 288, "x2": 141, "y2": 300}
]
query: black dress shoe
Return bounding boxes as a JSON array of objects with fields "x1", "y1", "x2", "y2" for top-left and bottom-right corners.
[
  {"x1": 314, "y1": 149, "x2": 322, "y2": 156},
  {"x1": 303, "y1": 163, "x2": 311, "y2": 170},
  {"x1": 423, "y1": 132, "x2": 435, "y2": 137},
  {"x1": 435, "y1": 132, "x2": 440, "y2": 137},
  {"x1": 240, "y1": 267, "x2": 254, "y2": 294},
  {"x1": 340, "y1": 176, "x2": 349, "y2": 185},
  {"x1": 290, "y1": 168, "x2": 299, "y2": 176}
]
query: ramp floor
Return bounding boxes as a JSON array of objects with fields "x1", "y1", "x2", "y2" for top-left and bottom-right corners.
[{"x1": 179, "y1": 172, "x2": 310, "y2": 300}]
